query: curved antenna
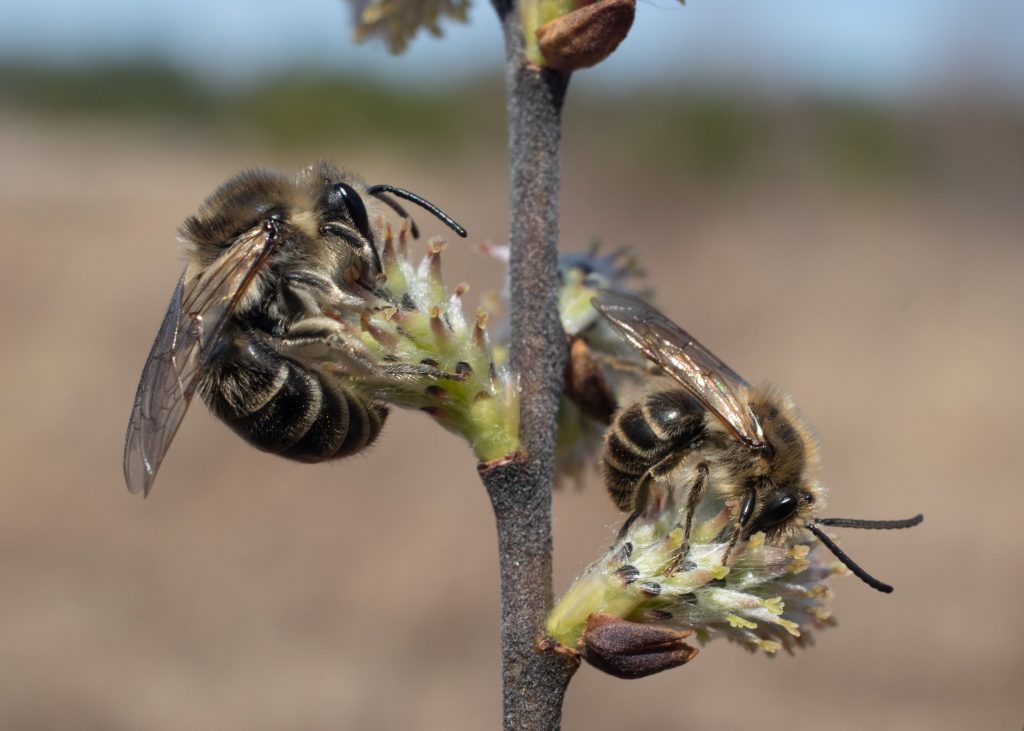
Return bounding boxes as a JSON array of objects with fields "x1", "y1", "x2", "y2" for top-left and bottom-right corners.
[
  {"x1": 367, "y1": 184, "x2": 467, "y2": 239},
  {"x1": 808, "y1": 523, "x2": 899, "y2": 593},
  {"x1": 807, "y1": 523, "x2": 894, "y2": 593},
  {"x1": 806, "y1": 514, "x2": 921, "y2": 593},
  {"x1": 372, "y1": 192, "x2": 420, "y2": 239}
]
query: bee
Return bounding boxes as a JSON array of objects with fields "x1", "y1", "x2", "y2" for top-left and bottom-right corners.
[
  {"x1": 594, "y1": 291, "x2": 922, "y2": 593},
  {"x1": 123, "y1": 161, "x2": 467, "y2": 497}
]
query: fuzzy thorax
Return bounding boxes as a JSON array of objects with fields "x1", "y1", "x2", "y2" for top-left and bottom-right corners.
[{"x1": 703, "y1": 383, "x2": 826, "y2": 544}]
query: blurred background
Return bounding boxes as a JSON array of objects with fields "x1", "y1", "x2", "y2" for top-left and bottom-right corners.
[{"x1": 1, "y1": 1, "x2": 1021, "y2": 729}]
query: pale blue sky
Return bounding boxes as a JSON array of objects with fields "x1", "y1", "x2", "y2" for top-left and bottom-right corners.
[{"x1": 2, "y1": 0, "x2": 1022, "y2": 98}]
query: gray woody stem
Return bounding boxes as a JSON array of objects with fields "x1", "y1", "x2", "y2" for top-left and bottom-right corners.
[{"x1": 481, "y1": 2, "x2": 579, "y2": 729}]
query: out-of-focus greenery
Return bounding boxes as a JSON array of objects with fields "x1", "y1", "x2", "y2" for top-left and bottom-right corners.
[
  {"x1": 2, "y1": 63, "x2": 1021, "y2": 186},
  {"x1": 0, "y1": 63, "x2": 503, "y2": 156}
]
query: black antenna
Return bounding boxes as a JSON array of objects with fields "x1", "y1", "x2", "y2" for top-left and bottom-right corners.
[
  {"x1": 807, "y1": 514, "x2": 921, "y2": 592},
  {"x1": 367, "y1": 184, "x2": 467, "y2": 239},
  {"x1": 806, "y1": 523, "x2": 897, "y2": 593},
  {"x1": 372, "y1": 192, "x2": 420, "y2": 239},
  {"x1": 816, "y1": 515, "x2": 923, "y2": 530}
]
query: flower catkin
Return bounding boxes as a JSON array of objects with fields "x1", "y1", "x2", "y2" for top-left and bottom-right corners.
[
  {"x1": 547, "y1": 466, "x2": 842, "y2": 667},
  {"x1": 328, "y1": 220, "x2": 519, "y2": 462},
  {"x1": 554, "y1": 245, "x2": 647, "y2": 483}
]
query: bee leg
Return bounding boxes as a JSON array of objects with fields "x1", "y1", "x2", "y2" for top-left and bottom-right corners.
[
  {"x1": 379, "y1": 362, "x2": 463, "y2": 380},
  {"x1": 615, "y1": 508, "x2": 641, "y2": 543},
  {"x1": 615, "y1": 473, "x2": 656, "y2": 544},
  {"x1": 282, "y1": 270, "x2": 371, "y2": 310},
  {"x1": 275, "y1": 320, "x2": 382, "y2": 377},
  {"x1": 721, "y1": 525, "x2": 744, "y2": 566},
  {"x1": 666, "y1": 463, "x2": 709, "y2": 574},
  {"x1": 721, "y1": 487, "x2": 756, "y2": 565},
  {"x1": 615, "y1": 454, "x2": 684, "y2": 543}
]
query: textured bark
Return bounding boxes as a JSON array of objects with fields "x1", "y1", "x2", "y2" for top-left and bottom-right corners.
[
  {"x1": 484, "y1": 2, "x2": 578, "y2": 728},
  {"x1": 481, "y1": 457, "x2": 580, "y2": 730}
]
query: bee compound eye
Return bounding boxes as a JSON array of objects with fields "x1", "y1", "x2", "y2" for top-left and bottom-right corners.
[
  {"x1": 757, "y1": 492, "x2": 799, "y2": 530},
  {"x1": 738, "y1": 489, "x2": 757, "y2": 526},
  {"x1": 325, "y1": 182, "x2": 372, "y2": 242}
]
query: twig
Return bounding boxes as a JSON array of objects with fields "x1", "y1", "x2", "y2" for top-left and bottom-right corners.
[{"x1": 481, "y1": 2, "x2": 579, "y2": 729}]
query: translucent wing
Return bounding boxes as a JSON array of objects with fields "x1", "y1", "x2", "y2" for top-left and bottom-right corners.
[
  {"x1": 592, "y1": 291, "x2": 766, "y2": 448},
  {"x1": 123, "y1": 224, "x2": 279, "y2": 496}
]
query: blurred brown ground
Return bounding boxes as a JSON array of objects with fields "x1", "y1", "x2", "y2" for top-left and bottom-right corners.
[{"x1": 0, "y1": 101, "x2": 1021, "y2": 730}]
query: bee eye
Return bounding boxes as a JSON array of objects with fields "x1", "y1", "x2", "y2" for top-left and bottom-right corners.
[
  {"x1": 738, "y1": 489, "x2": 757, "y2": 526},
  {"x1": 756, "y1": 492, "x2": 799, "y2": 531},
  {"x1": 325, "y1": 182, "x2": 371, "y2": 241}
]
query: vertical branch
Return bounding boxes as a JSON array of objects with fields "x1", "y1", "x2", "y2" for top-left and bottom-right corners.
[{"x1": 480, "y1": 1, "x2": 579, "y2": 729}]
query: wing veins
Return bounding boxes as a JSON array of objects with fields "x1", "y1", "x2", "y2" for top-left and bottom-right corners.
[
  {"x1": 592, "y1": 291, "x2": 765, "y2": 448},
  {"x1": 123, "y1": 226, "x2": 276, "y2": 496}
]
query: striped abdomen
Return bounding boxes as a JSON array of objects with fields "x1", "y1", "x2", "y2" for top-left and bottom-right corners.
[
  {"x1": 603, "y1": 389, "x2": 705, "y2": 511},
  {"x1": 200, "y1": 334, "x2": 387, "y2": 462}
]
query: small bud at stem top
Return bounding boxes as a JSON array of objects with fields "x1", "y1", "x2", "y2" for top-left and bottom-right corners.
[{"x1": 535, "y1": 0, "x2": 636, "y2": 72}]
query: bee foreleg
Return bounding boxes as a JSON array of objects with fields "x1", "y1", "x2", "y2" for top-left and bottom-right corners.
[
  {"x1": 721, "y1": 486, "x2": 756, "y2": 565},
  {"x1": 720, "y1": 525, "x2": 744, "y2": 566}
]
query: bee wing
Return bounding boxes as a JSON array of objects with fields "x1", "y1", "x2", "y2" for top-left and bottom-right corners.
[
  {"x1": 123, "y1": 224, "x2": 278, "y2": 496},
  {"x1": 592, "y1": 291, "x2": 766, "y2": 448}
]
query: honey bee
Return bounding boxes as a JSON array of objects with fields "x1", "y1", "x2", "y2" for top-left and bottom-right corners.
[
  {"x1": 594, "y1": 291, "x2": 922, "y2": 593},
  {"x1": 123, "y1": 161, "x2": 466, "y2": 497}
]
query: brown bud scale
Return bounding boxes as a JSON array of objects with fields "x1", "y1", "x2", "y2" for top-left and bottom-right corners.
[
  {"x1": 580, "y1": 613, "x2": 698, "y2": 679},
  {"x1": 535, "y1": 0, "x2": 636, "y2": 72}
]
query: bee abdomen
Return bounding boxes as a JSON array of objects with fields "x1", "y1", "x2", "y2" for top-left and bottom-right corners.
[
  {"x1": 603, "y1": 390, "x2": 705, "y2": 511},
  {"x1": 605, "y1": 461, "x2": 647, "y2": 511},
  {"x1": 603, "y1": 410, "x2": 674, "y2": 511},
  {"x1": 280, "y1": 384, "x2": 388, "y2": 462},
  {"x1": 201, "y1": 336, "x2": 388, "y2": 462}
]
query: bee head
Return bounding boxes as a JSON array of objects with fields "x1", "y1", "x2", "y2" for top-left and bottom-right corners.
[
  {"x1": 303, "y1": 161, "x2": 468, "y2": 290},
  {"x1": 293, "y1": 162, "x2": 384, "y2": 290},
  {"x1": 316, "y1": 179, "x2": 382, "y2": 285},
  {"x1": 733, "y1": 480, "x2": 921, "y2": 594},
  {"x1": 738, "y1": 480, "x2": 818, "y2": 540}
]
